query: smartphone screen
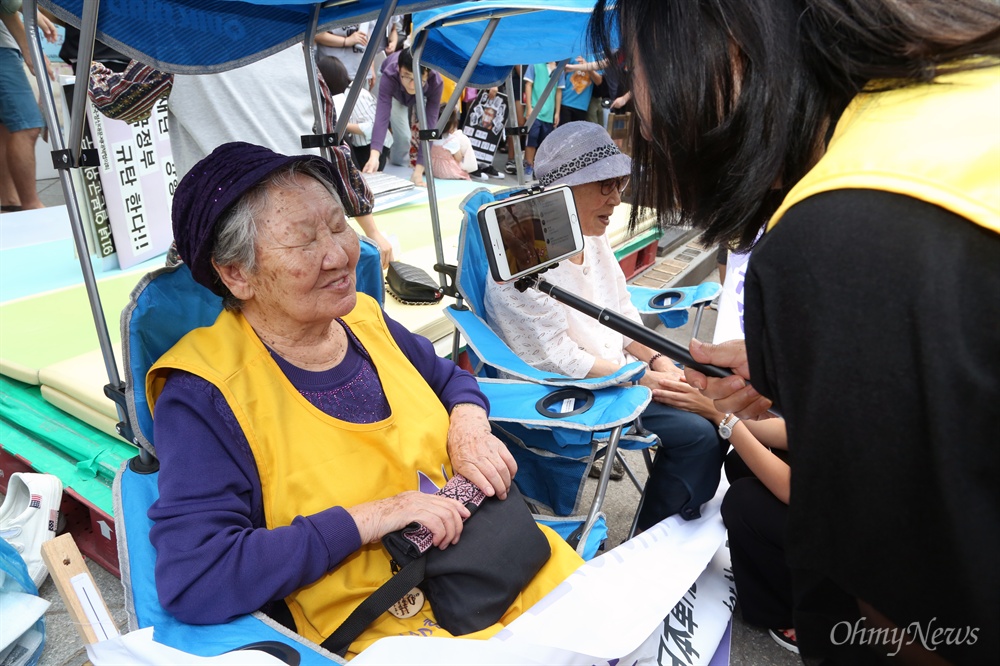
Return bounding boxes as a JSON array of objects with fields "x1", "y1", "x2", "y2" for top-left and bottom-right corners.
[{"x1": 479, "y1": 187, "x2": 584, "y2": 282}]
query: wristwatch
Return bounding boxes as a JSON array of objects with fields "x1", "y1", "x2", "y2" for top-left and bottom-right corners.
[{"x1": 718, "y1": 413, "x2": 740, "y2": 440}]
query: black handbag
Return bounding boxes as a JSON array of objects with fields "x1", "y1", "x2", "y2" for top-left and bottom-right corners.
[
  {"x1": 322, "y1": 476, "x2": 551, "y2": 655},
  {"x1": 385, "y1": 261, "x2": 443, "y2": 304}
]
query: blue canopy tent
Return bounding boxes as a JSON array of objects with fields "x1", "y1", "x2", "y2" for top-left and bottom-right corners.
[
  {"x1": 38, "y1": 0, "x2": 451, "y2": 73},
  {"x1": 405, "y1": 1, "x2": 616, "y2": 343},
  {"x1": 412, "y1": 0, "x2": 600, "y2": 88}
]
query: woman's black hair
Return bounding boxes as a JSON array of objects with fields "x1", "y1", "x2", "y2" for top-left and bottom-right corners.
[
  {"x1": 398, "y1": 46, "x2": 415, "y2": 73},
  {"x1": 317, "y1": 55, "x2": 350, "y2": 96},
  {"x1": 590, "y1": 0, "x2": 1000, "y2": 250}
]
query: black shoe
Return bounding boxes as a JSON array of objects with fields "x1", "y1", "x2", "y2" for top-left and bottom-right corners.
[
  {"x1": 481, "y1": 165, "x2": 503, "y2": 179},
  {"x1": 504, "y1": 159, "x2": 517, "y2": 174},
  {"x1": 589, "y1": 458, "x2": 625, "y2": 481}
]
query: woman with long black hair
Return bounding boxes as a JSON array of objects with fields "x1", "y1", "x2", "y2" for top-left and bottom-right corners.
[{"x1": 589, "y1": 1, "x2": 1000, "y2": 662}]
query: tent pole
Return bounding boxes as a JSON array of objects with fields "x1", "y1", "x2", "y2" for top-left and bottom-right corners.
[
  {"x1": 334, "y1": 0, "x2": 399, "y2": 144},
  {"x1": 410, "y1": 30, "x2": 449, "y2": 287},
  {"x1": 432, "y1": 17, "x2": 500, "y2": 137},
  {"x1": 504, "y1": 70, "x2": 526, "y2": 185},
  {"x1": 67, "y1": 0, "x2": 99, "y2": 163},
  {"x1": 22, "y1": 0, "x2": 121, "y2": 395},
  {"x1": 303, "y1": 4, "x2": 331, "y2": 160},
  {"x1": 22, "y1": 0, "x2": 148, "y2": 459}
]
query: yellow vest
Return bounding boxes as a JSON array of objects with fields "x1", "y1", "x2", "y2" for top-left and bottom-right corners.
[
  {"x1": 148, "y1": 294, "x2": 578, "y2": 656},
  {"x1": 768, "y1": 64, "x2": 1000, "y2": 233}
]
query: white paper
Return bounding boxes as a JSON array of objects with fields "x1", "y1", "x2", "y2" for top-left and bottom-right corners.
[
  {"x1": 713, "y1": 249, "x2": 752, "y2": 345},
  {"x1": 644, "y1": 541, "x2": 737, "y2": 666},
  {"x1": 351, "y1": 636, "x2": 549, "y2": 665},
  {"x1": 496, "y1": 492, "x2": 727, "y2": 657},
  {"x1": 86, "y1": 627, "x2": 288, "y2": 665},
  {"x1": 352, "y1": 531, "x2": 736, "y2": 666}
]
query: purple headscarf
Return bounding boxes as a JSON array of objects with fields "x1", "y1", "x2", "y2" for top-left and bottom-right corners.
[{"x1": 171, "y1": 142, "x2": 346, "y2": 296}]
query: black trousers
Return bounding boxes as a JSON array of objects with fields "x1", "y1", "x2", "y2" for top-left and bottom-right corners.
[{"x1": 720, "y1": 451, "x2": 793, "y2": 629}]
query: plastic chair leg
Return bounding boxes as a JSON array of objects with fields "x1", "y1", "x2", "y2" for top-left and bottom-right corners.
[
  {"x1": 692, "y1": 303, "x2": 707, "y2": 339},
  {"x1": 576, "y1": 425, "x2": 623, "y2": 556}
]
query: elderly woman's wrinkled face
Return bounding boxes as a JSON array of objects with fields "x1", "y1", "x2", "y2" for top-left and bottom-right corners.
[
  {"x1": 570, "y1": 179, "x2": 624, "y2": 237},
  {"x1": 243, "y1": 174, "x2": 359, "y2": 324}
]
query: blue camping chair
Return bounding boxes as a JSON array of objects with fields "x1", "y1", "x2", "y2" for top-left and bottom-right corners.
[
  {"x1": 447, "y1": 188, "x2": 668, "y2": 546},
  {"x1": 448, "y1": 188, "x2": 725, "y2": 543},
  {"x1": 627, "y1": 282, "x2": 721, "y2": 336},
  {"x1": 114, "y1": 241, "x2": 384, "y2": 664}
]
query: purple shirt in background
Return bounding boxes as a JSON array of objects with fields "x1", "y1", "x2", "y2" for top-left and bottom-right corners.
[
  {"x1": 371, "y1": 50, "x2": 443, "y2": 166},
  {"x1": 148, "y1": 309, "x2": 487, "y2": 624}
]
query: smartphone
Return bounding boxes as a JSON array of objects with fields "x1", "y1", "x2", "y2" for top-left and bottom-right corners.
[{"x1": 478, "y1": 186, "x2": 585, "y2": 283}]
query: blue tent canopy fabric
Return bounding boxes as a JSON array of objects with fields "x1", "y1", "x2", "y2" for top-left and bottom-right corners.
[
  {"x1": 36, "y1": 0, "x2": 616, "y2": 87},
  {"x1": 38, "y1": 0, "x2": 457, "y2": 73},
  {"x1": 412, "y1": 0, "x2": 614, "y2": 88}
]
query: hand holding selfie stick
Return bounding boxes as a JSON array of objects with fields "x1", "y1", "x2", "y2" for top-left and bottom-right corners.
[{"x1": 522, "y1": 276, "x2": 733, "y2": 379}]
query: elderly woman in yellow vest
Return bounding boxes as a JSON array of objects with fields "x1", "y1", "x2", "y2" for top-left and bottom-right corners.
[
  {"x1": 589, "y1": 0, "x2": 999, "y2": 662},
  {"x1": 145, "y1": 142, "x2": 581, "y2": 656}
]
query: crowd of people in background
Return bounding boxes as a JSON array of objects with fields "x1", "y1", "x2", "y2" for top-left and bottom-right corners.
[{"x1": 2, "y1": 6, "x2": 638, "y2": 206}]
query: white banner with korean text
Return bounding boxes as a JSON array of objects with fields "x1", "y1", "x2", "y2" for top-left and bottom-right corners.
[{"x1": 88, "y1": 96, "x2": 176, "y2": 269}]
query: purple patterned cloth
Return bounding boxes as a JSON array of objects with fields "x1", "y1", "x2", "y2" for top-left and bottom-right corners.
[
  {"x1": 400, "y1": 474, "x2": 487, "y2": 554},
  {"x1": 271, "y1": 320, "x2": 390, "y2": 423}
]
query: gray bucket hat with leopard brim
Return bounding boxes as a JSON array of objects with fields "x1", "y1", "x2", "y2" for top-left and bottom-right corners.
[{"x1": 534, "y1": 121, "x2": 632, "y2": 188}]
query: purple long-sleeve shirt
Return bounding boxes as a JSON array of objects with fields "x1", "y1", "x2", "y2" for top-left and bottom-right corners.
[
  {"x1": 370, "y1": 51, "x2": 443, "y2": 166},
  {"x1": 148, "y1": 310, "x2": 487, "y2": 625}
]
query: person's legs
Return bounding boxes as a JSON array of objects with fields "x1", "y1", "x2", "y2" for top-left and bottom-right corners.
[
  {"x1": 0, "y1": 124, "x2": 21, "y2": 209},
  {"x1": 4, "y1": 126, "x2": 43, "y2": 209},
  {"x1": 720, "y1": 476, "x2": 793, "y2": 629},
  {"x1": 388, "y1": 97, "x2": 411, "y2": 166},
  {"x1": 586, "y1": 96, "x2": 604, "y2": 125},
  {"x1": 634, "y1": 401, "x2": 724, "y2": 529},
  {"x1": 561, "y1": 106, "x2": 588, "y2": 124},
  {"x1": 525, "y1": 119, "x2": 553, "y2": 167},
  {"x1": 0, "y1": 48, "x2": 46, "y2": 209}
]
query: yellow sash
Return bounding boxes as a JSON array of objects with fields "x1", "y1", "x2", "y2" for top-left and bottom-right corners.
[
  {"x1": 769, "y1": 64, "x2": 1000, "y2": 232},
  {"x1": 148, "y1": 294, "x2": 579, "y2": 656}
]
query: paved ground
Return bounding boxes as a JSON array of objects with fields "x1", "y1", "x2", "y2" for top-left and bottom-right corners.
[{"x1": 12, "y1": 165, "x2": 800, "y2": 665}]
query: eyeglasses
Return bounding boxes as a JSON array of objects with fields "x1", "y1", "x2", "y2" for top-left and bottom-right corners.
[
  {"x1": 399, "y1": 71, "x2": 428, "y2": 84},
  {"x1": 599, "y1": 175, "x2": 630, "y2": 196}
]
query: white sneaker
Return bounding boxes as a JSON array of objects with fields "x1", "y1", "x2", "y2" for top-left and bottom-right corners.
[{"x1": 0, "y1": 473, "x2": 63, "y2": 588}]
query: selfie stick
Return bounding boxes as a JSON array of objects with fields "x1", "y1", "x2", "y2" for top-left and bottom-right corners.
[{"x1": 533, "y1": 279, "x2": 733, "y2": 379}]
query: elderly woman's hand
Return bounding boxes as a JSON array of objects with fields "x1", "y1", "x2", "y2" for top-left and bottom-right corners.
[
  {"x1": 684, "y1": 339, "x2": 774, "y2": 420},
  {"x1": 347, "y1": 492, "x2": 471, "y2": 549},
  {"x1": 447, "y1": 404, "x2": 517, "y2": 499}
]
